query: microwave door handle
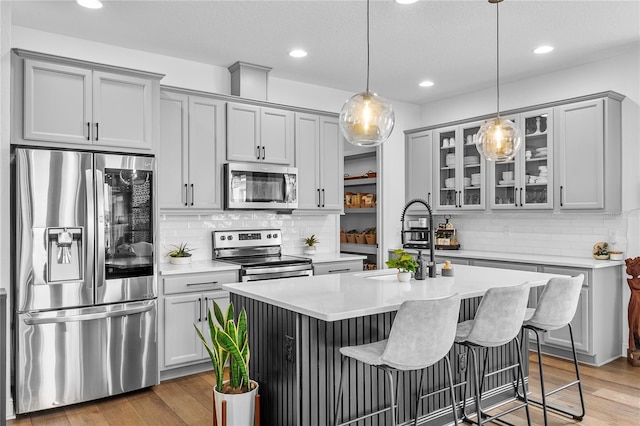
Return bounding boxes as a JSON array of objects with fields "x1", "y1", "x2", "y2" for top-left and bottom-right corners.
[{"x1": 95, "y1": 168, "x2": 105, "y2": 291}]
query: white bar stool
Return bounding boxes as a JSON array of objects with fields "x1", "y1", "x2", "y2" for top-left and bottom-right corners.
[
  {"x1": 332, "y1": 294, "x2": 461, "y2": 426},
  {"x1": 520, "y1": 274, "x2": 586, "y2": 425},
  {"x1": 455, "y1": 283, "x2": 531, "y2": 426}
]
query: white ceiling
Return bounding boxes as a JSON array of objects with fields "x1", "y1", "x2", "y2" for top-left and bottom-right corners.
[{"x1": 9, "y1": 0, "x2": 640, "y2": 105}]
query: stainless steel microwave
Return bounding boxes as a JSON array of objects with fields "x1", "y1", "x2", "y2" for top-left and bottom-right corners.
[{"x1": 224, "y1": 162, "x2": 298, "y2": 210}]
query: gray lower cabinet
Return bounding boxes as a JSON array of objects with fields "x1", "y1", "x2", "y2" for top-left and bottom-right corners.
[
  {"x1": 313, "y1": 259, "x2": 363, "y2": 275},
  {"x1": 431, "y1": 256, "x2": 621, "y2": 365},
  {"x1": 160, "y1": 271, "x2": 237, "y2": 377}
]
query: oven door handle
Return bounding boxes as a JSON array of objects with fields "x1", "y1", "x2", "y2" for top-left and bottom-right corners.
[
  {"x1": 243, "y1": 269, "x2": 313, "y2": 282},
  {"x1": 243, "y1": 264, "x2": 312, "y2": 275}
]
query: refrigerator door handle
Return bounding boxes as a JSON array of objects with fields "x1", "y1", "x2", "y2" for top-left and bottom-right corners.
[
  {"x1": 23, "y1": 303, "x2": 154, "y2": 325},
  {"x1": 85, "y1": 168, "x2": 95, "y2": 292},
  {"x1": 95, "y1": 168, "x2": 105, "y2": 291}
]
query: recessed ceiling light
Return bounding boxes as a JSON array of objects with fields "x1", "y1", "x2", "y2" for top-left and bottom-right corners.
[
  {"x1": 289, "y1": 49, "x2": 308, "y2": 58},
  {"x1": 533, "y1": 45, "x2": 554, "y2": 54},
  {"x1": 395, "y1": 0, "x2": 419, "y2": 4},
  {"x1": 419, "y1": 80, "x2": 434, "y2": 88},
  {"x1": 77, "y1": 0, "x2": 103, "y2": 9}
]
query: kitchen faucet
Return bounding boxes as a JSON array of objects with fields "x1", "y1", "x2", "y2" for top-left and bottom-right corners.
[{"x1": 400, "y1": 198, "x2": 436, "y2": 278}]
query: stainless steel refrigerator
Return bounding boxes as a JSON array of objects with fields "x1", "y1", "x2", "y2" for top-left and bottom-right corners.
[{"x1": 12, "y1": 147, "x2": 158, "y2": 414}]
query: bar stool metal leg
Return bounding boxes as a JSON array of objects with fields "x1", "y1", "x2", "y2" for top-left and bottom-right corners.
[
  {"x1": 523, "y1": 324, "x2": 585, "y2": 424},
  {"x1": 333, "y1": 356, "x2": 347, "y2": 426}
]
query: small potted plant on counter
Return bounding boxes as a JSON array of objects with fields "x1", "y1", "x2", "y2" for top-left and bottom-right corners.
[
  {"x1": 166, "y1": 242, "x2": 194, "y2": 265},
  {"x1": 304, "y1": 234, "x2": 319, "y2": 255},
  {"x1": 386, "y1": 249, "x2": 419, "y2": 282},
  {"x1": 195, "y1": 301, "x2": 259, "y2": 426}
]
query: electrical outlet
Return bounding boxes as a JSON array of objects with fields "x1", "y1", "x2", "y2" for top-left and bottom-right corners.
[{"x1": 458, "y1": 352, "x2": 467, "y2": 373}]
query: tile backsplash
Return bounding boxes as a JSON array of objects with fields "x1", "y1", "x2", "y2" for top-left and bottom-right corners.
[
  {"x1": 427, "y1": 212, "x2": 629, "y2": 258},
  {"x1": 159, "y1": 212, "x2": 339, "y2": 263}
]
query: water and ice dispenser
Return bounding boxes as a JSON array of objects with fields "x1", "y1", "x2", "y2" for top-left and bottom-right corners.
[{"x1": 47, "y1": 227, "x2": 84, "y2": 282}]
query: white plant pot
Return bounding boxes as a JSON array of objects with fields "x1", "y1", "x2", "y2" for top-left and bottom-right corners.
[
  {"x1": 304, "y1": 246, "x2": 316, "y2": 255},
  {"x1": 213, "y1": 380, "x2": 259, "y2": 426},
  {"x1": 169, "y1": 256, "x2": 192, "y2": 265},
  {"x1": 397, "y1": 271, "x2": 412, "y2": 282}
]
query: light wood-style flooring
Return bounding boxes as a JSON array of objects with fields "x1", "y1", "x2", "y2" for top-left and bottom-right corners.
[{"x1": 8, "y1": 354, "x2": 640, "y2": 425}]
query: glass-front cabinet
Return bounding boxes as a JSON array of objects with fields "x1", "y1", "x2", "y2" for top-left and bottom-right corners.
[
  {"x1": 434, "y1": 122, "x2": 485, "y2": 211},
  {"x1": 489, "y1": 109, "x2": 553, "y2": 210}
]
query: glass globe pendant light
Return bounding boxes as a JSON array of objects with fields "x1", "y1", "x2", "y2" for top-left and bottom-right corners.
[
  {"x1": 476, "y1": 0, "x2": 522, "y2": 162},
  {"x1": 339, "y1": 0, "x2": 395, "y2": 147}
]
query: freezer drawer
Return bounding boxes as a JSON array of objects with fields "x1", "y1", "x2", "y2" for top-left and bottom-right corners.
[{"x1": 15, "y1": 300, "x2": 158, "y2": 414}]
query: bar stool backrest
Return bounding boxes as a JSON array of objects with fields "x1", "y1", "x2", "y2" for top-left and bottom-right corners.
[
  {"x1": 465, "y1": 283, "x2": 530, "y2": 347},
  {"x1": 526, "y1": 274, "x2": 584, "y2": 331},
  {"x1": 381, "y1": 294, "x2": 461, "y2": 370}
]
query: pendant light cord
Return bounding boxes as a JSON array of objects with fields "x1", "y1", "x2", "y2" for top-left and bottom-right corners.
[
  {"x1": 496, "y1": 0, "x2": 500, "y2": 118},
  {"x1": 366, "y1": 0, "x2": 370, "y2": 93}
]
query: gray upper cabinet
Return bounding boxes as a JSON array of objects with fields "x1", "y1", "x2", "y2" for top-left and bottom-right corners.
[
  {"x1": 17, "y1": 50, "x2": 161, "y2": 151},
  {"x1": 555, "y1": 96, "x2": 621, "y2": 212},
  {"x1": 159, "y1": 90, "x2": 225, "y2": 210},
  {"x1": 405, "y1": 130, "x2": 433, "y2": 208},
  {"x1": 226, "y1": 102, "x2": 294, "y2": 165},
  {"x1": 409, "y1": 91, "x2": 623, "y2": 213},
  {"x1": 295, "y1": 113, "x2": 343, "y2": 212}
]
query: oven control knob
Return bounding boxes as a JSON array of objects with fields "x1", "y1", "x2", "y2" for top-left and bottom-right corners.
[
  {"x1": 220, "y1": 236, "x2": 226, "y2": 240},
  {"x1": 272, "y1": 233, "x2": 278, "y2": 239},
  {"x1": 228, "y1": 236, "x2": 233, "y2": 241},
  {"x1": 266, "y1": 234, "x2": 271, "y2": 239}
]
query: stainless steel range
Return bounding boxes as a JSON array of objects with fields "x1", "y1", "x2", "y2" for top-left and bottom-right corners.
[{"x1": 212, "y1": 229, "x2": 313, "y2": 282}]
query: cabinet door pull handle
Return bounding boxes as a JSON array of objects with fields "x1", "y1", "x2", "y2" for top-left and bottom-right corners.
[
  {"x1": 256, "y1": 146, "x2": 261, "y2": 160},
  {"x1": 86, "y1": 122, "x2": 90, "y2": 141},
  {"x1": 560, "y1": 186, "x2": 564, "y2": 207},
  {"x1": 457, "y1": 191, "x2": 461, "y2": 208},
  {"x1": 427, "y1": 192, "x2": 431, "y2": 206},
  {"x1": 317, "y1": 188, "x2": 320, "y2": 208},
  {"x1": 322, "y1": 189, "x2": 325, "y2": 207},
  {"x1": 186, "y1": 281, "x2": 219, "y2": 286},
  {"x1": 520, "y1": 187, "x2": 524, "y2": 207},
  {"x1": 198, "y1": 297, "x2": 202, "y2": 322},
  {"x1": 184, "y1": 184, "x2": 188, "y2": 206},
  {"x1": 204, "y1": 297, "x2": 208, "y2": 321},
  {"x1": 191, "y1": 184, "x2": 194, "y2": 206},
  {"x1": 95, "y1": 122, "x2": 99, "y2": 141},
  {"x1": 262, "y1": 146, "x2": 266, "y2": 160}
]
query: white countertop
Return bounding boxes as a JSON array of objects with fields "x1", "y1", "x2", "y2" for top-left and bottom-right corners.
[
  {"x1": 296, "y1": 253, "x2": 367, "y2": 263},
  {"x1": 399, "y1": 249, "x2": 623, "y2": 269},
  {"x1": 223, "y1": 264, "x2": 562, "y2": 322},
  {"x1": 159, "y1": 260, "x2": 240, "y2": 276}
]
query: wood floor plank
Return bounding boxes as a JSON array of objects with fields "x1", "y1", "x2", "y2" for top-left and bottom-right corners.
[
  {"x1": 126, "y1": 388, "x2": 186, "y2": 426},
  {"x1": 96, "y1": 392, "x2": 147, "y2": 425},
  {"x1": 64, "y1": 402, "x2": 108, "y2": 426},
  {"x1": 153, "y1": 380, "x2": 210, "y2": 425}
]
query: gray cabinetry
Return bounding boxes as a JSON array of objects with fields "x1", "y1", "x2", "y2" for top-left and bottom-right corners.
[
  {"x1": 159, "y1": 90, "x2": 225, "y2": 210},
  {"x1": 15, "y1": 50, "x2": 161, "y2": 151},
  {"x1": 428, "y1": 254, "x2": 622, "y2": 365},
  {"x1": 554, "y1": 96, "x2": 622, "y2": 212},
  {"x1": 313, "y1": 259, "x2": 363, "y2": 275},
  {"x1": 295, "y1": 113, "x2": 343, "y2": 211},
  {"x1": 409, "y1": 91, "x2": 623, "y2": 213},
  {"x1": 405, "y1": 130, "x2": 433, "y2": 207},
  {"x1": 160, "y1": 271, "x2": 237, "y2": 374},
  {"x1": 226, "y1": 102, "x2": 294, "y2": 165}
]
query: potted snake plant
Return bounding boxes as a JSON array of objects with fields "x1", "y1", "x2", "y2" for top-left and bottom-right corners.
[{"x1": 194, "y1": 300, "x2": 258, "y2": 426}]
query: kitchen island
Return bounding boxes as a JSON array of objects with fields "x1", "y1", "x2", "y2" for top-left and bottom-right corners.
[{"x1": 224, "y1": 265, "x2": 562, "y2": 426}]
